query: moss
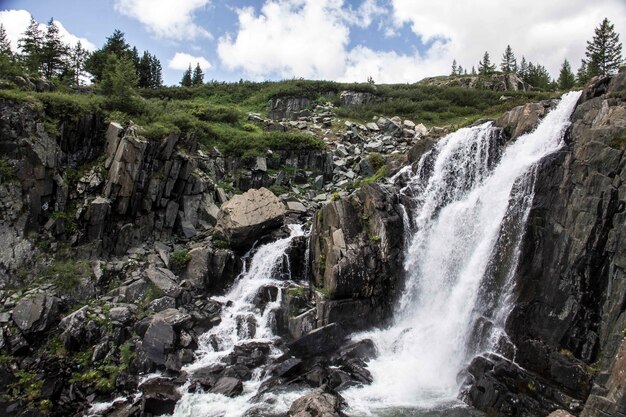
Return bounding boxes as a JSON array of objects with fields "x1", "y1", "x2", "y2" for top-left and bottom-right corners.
[
  {"x1": 142, "y1": 283, "x2": 165, "y2": 306},
  {"x1": 287, "y1": 287, "x2": 307, "y2": 297},
  {"x1": 366, "y1": 152, "x2": 385, "y2": 171},
  {"x1": 316, "y1": 286, "x2": 331, "y2": 299},
  {"x1": 269, "y1": 184, "x2": 289, "y2": 196},
  {"x1": 0, "y1": 158, "x2": 16, "y2": 184},
  {"x1": 170, "y1": 249, "x2": 192, "y2": 272},
  {"x1": 330, "y1": 191, "x2": 340, "y2": 201}
]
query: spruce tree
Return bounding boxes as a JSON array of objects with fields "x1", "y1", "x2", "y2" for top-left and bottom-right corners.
[
  {"x1": 100, "y1": 54, "x2": 138, "y2": 98},
  {"x1": 471, "y1": 66, "x2": 476, "y2": 75},
  {"x1": 19, "y1": 17, "x2": 44, "y2": 74},
  {"x1": 519, "y1": 56, "x2": 528, "y2": 79},
  {"x1": 451, "y1": 59, "x2": 458, "y2": 76},
  {"x1": 68, "y1": 41, "x2": 89, "y2": 86},
  {"x1": 180, "y1": 64, "x2": 192, "y2": 87},
  {"x1": 191, "y1": 63, "x2": 204, "y2": 86},
  {"x1": 576, "y1": 60, "x2": 590, "y2": 86},
  {"x1": 85, "y1": 29, "x2": 132, "y2": 81},
  {"x1": 137, "y1": 51, "x2": 152, "y2": 88},
  {"x1": 478, "y1": 51, "x2": 496, "y2": 75},
  {"x1": 500, "y1": 45, "x2": 517, "y2": 73},
  {"x1": 557, "y1": 59, "x2": 576, "y2": 90},
  {"x1": 0, "y1": 24, "x2": 12, "y2": 56},
  {"x1": 585, "y1": 18, "x2": 623, "y2": 76},
  {"x1": 149, "y1": 55, "x2": 162, "y2": 88},
  {"x1": 41, "y1": 18, "x2": 68, "y2": 79}
]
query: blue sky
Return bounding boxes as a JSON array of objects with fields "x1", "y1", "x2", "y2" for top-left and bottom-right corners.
[{"x1": 1, "y1": 0, "x2": 625, "y2": 86}]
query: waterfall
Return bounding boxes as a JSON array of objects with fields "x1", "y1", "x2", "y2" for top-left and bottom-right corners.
[
  {"x1": 343, "y1": 91, "x2": 581, "y2": 414},
  {"x1": 170, "y1": 224, "x2": 307, "y2": 417}
]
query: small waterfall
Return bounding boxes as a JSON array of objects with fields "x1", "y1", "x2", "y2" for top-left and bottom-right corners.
[
  {"x1": 171, "y1": 225, "x2": 307, "y2": 417},
  {"x1": 343, "y1": 91, "x2": 581, "y2": 414}
]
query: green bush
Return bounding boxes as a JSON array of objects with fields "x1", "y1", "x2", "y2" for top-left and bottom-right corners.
[
  {"x1": 0, "y1": 158, "x2": 16, "y2": 183},
  {"x1": 170, "y1": 249, "x2": 192, "y2": 271}
]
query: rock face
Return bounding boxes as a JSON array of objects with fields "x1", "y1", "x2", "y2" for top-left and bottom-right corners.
[
  {"x1": 339, "y1": 91, "x2": 379, "y2": 107},
  {"x1": 464, "y1": 73, "x2": 626, "y2": 416},
  {"x1": 420, "y1": 72, "x2": 530, "y2": 91},
  {"x1": 268, "y1": 97, "x2": 312, "y2": 121},
  {"x1": 215, "y1": 187, "x2": 286, "y2": 249},
  {"x1": 494, "y1": 99, "x2": 558, "y2": 140},
  {"x1": 309, "y1": 184, "x2": 404, "y2": 331}
]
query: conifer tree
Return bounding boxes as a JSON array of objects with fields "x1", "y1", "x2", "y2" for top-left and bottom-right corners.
[
  {"x1": 19, "y1": 17, "x2": 44, "y2": 74},
  {"x1": 191, "y1": 63, "x2": 204, "y2": 86},
  {"x1": 85, "y1": 29, "x2": 132, "y2": 81},
  {"x1": 68, "y1": 41, "x2": 89, "y2": 86},
  {"x1": 471, "y1": 66, "x2": 476, "y2": 75},
  {"x1": 557, "y1": 59, "x2": 576, "y2": 90},
  {"x1": 41, "y1": 18, "x2": 68, "y2": 79},
  {"x1": 576, "y1": 60, "x2": 590, "y2": 86},
  {"x1": 519, "y1": 56, "x2": 528, "y2": 79},
  {"x1": 180, "y1": 64, "x2": 192, "y2": 87},
  {"x1": 451, "y1": 59, "x2": 458, "y2": 76},
  {"x1": 500, "y1": 45, "x2": 517, "y2": 73},
  {"x1": 0, "y1": 24, "x2": 12, "y2": 56},
  {"x1": 478, "y1": 51, "x2": 496, "y2": 75},
  {"x1": 458, "y1": 65, "x2": 464, "y2": 75},
  {"x1": 149, "y1": 55, "x2": 162, "y2": 88},
  {"x1": 585, "y1": 18, "x2": 623, "y2": 76}
]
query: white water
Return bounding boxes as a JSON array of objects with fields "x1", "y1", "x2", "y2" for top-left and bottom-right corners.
[
  {"x1": 343, "y1": 91, "x2": 581, "y2": 415},
  {"x1": 171, "y1": 224, "x2": 307, "y2": 417}
]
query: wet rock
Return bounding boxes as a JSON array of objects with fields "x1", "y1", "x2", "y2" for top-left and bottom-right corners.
[
  {"x1": 211, "y1": 376, "x2": 244, "y2": 397},
  {"x1": 140, "y1": 377, "x2": 182, "y2": 415},
  {"x1": 289, "y1": 323, "x2": 346, "y2": 357},
  {"x1": 142, "y1": 319, "x2": 175, "y2": 365},
  {"x1": 288, "y1": 388, "x2": 345, "y2": 417},
  {"x1": 216, "y1": 187, "x2": 286, "y2": 249}
]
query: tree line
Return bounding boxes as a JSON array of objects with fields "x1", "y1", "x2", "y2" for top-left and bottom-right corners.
[
  {"x1": 450, "y1": 17, "x2": 623, "y2": 91},
  {"x1": 0, "y1": 18, "x2": 162, "y2": 89}
]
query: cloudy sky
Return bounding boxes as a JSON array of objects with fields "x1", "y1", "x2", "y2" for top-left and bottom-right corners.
[{"x1": 1, "y1": 0, "x2": 625, "y2": 86}]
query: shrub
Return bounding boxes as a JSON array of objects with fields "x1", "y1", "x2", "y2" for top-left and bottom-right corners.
[{"x1": 170, "y1": 249, "x2": 192, "y2": 271}]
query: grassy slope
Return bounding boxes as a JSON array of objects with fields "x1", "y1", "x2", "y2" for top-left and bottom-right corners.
[{"x1": 0, "y1": 78, "x2": 558, "y2": 157}]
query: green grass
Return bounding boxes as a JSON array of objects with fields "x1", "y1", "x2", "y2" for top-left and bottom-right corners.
[
  {"x1": 38, "y1": 259, "x2": 92, "y2": 290},
  {"x1": 170, "y1": 249, "x2": 192, "y2": 271}
]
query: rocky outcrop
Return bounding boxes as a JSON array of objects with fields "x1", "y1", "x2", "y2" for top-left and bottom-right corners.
[
  {"x1": 420, "y1": 72, "x2": 530, "y2": 91},
  {"x1": 215, "y1": 187, "x2": 286, "y2": 249},
  {"x1": 339, "y1": 90, "x2": 379, "y2": 107},
  {"x1": 309, "y1": 184, "x2": 404, "y2": 331},
  {"x1": 494, "y1": 100, "x2": 558, "y2": 139},
  {"x1": 268, "y1": 97, "x2": 312, "y2": 121},
  {"x1": 464, "y1": 73, "x2": 626, "y2": 416}
]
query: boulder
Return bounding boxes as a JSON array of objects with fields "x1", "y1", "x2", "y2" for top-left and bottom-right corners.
[
  {"x1": 139, "y1": 377, "x2": 181, "y2": 415},
  {"x1": 288, "y1": 388, "x2": 345, "y2": 417},
  {"x1": 12, "y1": 293, "x2": 59, "y2": 334},
  {"x1": 494, "y1": 100, "x2": 556, "y2": 140},
  {"x1": 215, "y1": 188, "x2": 286, "y2": 249},
  {"x1": 210, "y1": 376, "x2": 243, "y2": 397},
  {"x1": 145, "y1": 266, "x2": 181, "y2": 297},
  {"x1": 289, "y1": 323, "x2": 346, "y2": 357},
  {"x1": 142, "y1": 319, "x2": 175, "y2": 365}
]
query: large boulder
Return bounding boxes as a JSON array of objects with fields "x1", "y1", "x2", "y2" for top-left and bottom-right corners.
[
  {"x1": 12, "y1": 293, "x2": 60, "y2": 334},
  {"x1": 288, "y1": 388, "x2": 345, "y2": 417},
  {"x1": 494, "y1": 100, "x2": 557, "y2": 140},
  {"x1": 215, "y1": 187, "x2": 286, "y2": 249}
]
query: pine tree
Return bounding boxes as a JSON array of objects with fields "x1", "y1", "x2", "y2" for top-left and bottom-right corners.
[
  {"x1": 41, "y1": 18, "x2": 68, "y2": 79},
  {"x1": 85, "y1": 29, "x2": 132, "y2": 82},
  {"x1": 519, "y1": 56, "x2": 528, "y2": 79},
  {"x1": 585, "y1": 18, "x2": 623, "y2": 77},
  {"x1": 137, "y1": 51, "x2": 152, "y2": 88},
  {"x1": 557, "y1": 59, "x2": 576, "y2": 90},
  {"x1": 451, "y1": 59, "x2": 458, "y2": 76},
  {"x1": 0, "y1": 23, "x2": 11, "y2": 56},
  {"x1": 478, "y1": 51, "x2": 496, "y2": 75},
  {"x1": 68, "y1": 41, "x2": 89, "y2": 86},
  {"x1": 191, "y1": 63, "x2": 204, "y2": 86},
  {"x1": 458, "y1": 65, "x2": 464, "y2": 75},
  {"x1": 19, "y1": 17, "x2": 44, "y2": 74},
  {"x1": 471, "y1": 66, "x2": 476, "y2": 75},
  {"x1": 180, "y1": 64, "x2": 192, "y2": 87},
  {"x1": 501, "y1": 45, "x2": 517, "y2": 73},
  {"x1": 576, "y1": 60, "x2": 590, "y2": 86},
  {"x1": 149, "y1": 55, "x2": 162, "y2": 88},
  {"x1": 100, "y1": 54, "x2": 138, "y2": 97}
]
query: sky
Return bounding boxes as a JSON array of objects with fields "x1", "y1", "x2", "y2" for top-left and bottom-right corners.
[{"x1": 1, "y1": 0, "x2": 625, "y2": 86}]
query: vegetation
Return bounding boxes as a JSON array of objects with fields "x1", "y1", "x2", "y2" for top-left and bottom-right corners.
[
  {"x1": 500, "y1": 45, "x2": 517, "y2": 73},
  {"x1": 170, "y1": 249, "x2": 192, "y2": 271},
  {"x1": 558, "y1": 59, "x2": 576, "y2": 90},
  {"x1": 39, "y1": 259, "x2": 92, "y2": 290},
  {"x1": 584, "y1": 18, "x2": 623, "y2": 77}
]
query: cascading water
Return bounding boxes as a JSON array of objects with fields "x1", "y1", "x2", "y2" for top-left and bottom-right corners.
[
  {"x1": 169, "y1": 224, "x2": 307, "y2": 417},
  {"x1": 343, "y1": 91, "x2": 581, "y2": 415}
]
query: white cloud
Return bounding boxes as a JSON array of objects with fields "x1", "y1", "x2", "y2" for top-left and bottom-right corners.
[
  {"x1": 113, "y1": 0, "x2": 212, "y2": 40},
  {"x1": 0, "y1": 9, "x2": 95, "y2": 52},
  {"x1": 388, "y1": 0, "x2": 626, "y2": 78},
  {"x1": 217, "y1": 0, "x2": 350, "y2": 80},
  {"x1": 168, "y1": 52, "x2": 212, "y2": 71}
]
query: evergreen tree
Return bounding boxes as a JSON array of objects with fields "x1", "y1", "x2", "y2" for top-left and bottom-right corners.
[
  {"x1": 525, "y1": 62, "x2": 552, "y2": 90},
  {"x1": 19, "y1": 17, "x2": 44, "y2": 74},
  {"x1": 137, "y1": 51, "x2": 152, "y2": 88},
  {"x1": 478, "y1": 51, "x2": 496, "y2": 75},
  {"x1": 557, "y1": 59, "x2": 576, "y2": 90},
  {"x1": 191, "y1": 63, "x2": 204, "y2": 86},
  {"x1": 180, "y1": 64, "x2": 192, "y2": 87},
  {"x1": 519, "y1": 56, "x2": 528, "y2": 79},
  {"x1": 0, "y1": 24, "x2": 11, "y2": 56},
  {"x1": 471, "y1": 66, "x2": 476, "y2": 75},
  {"x1": 585, "y1": 18, "x2": 623, "y2": 77},
  {"x1": 41, "y1": 18, "x2": 68, "y2": 79},
  {"x1": 451, "y1": 59, "x2": 458, "y2": 76},
  {"x1": 149, "y1": 54, "x2": 162, "y2": 88},
  {"x1": 576, "y1": 60, "x2": 590, "y2": 86},
  {"x1": 100, "y1": 54, "x2": 138, "y2": 97},
  {"x1": 68, "y1": 41, "x2": 89, "y2": 86},
  {"x1": 458, "y1": 65, "x2": 464, "y2": 75},
  {"x1": 500, "y1": 45, "x2": 517, "y2": 73},
  {"x1": 85, "y1": 29, "x2": 132, "y2": 81}
]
